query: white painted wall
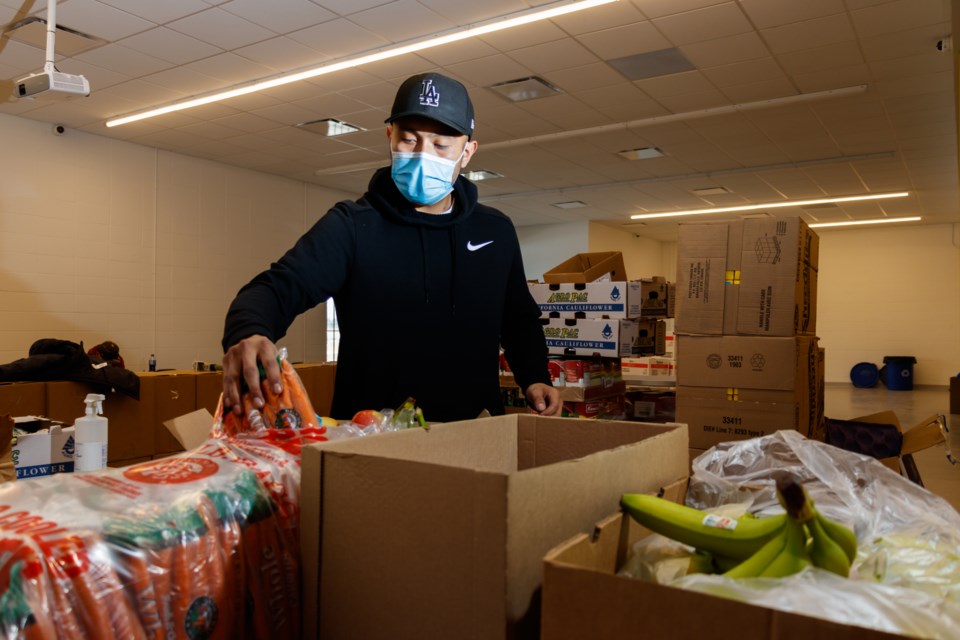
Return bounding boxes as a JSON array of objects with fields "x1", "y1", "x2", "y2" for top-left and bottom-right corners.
[
  {"x1": 515, "y1": 221, "x2": 589, "y2": 281},
  {"x1": 588, "y1": 222, "x2": 675, "y2": 280},
  {"x1": 816, "y1": 223, "x2": 960, "y2": 386},
  {"x1": 0, "y1": 113, "x2": 352, "y2": 371}
]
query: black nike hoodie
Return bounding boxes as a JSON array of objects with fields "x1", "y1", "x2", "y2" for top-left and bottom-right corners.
[{"x1": 223, "y1": 167, "x2": 551, "y2": 422}]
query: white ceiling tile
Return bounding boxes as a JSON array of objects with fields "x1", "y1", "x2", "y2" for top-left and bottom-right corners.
[
  {"x1": 792, "y1": 63, "x2": 870, "y2": 93},
  {"x1": 347, "y1": 0, "x2": 453, "y2": 42},
  {"x1": 75, "y1": 43, "x2": 174, "y2": 77},
  {"x1": 654, "y1": 87, "x2": 730, "y2": 112},
  {"x1": 851, "y1": 0, "x2": 949, "y2": 38},
  {"x1": 339, "y1": 83, "x2": 396, "y2": 110},
  {"x1": 680, "y1": 32, "x2": 770, "y2": 68},
  {"x1": 576, "y1": 21, "x2": 671, "y2": 60},
  {"x1": 701, "y1": 57, "x2": 785, "y2": 87},
  {"x1": 99, "y1": 79, "x2": 189, "y2": 108},
  {"x1": 252, "y1": 101, "x2": 322, "y2": 125},
  {"x1": 311, "y1": 0, "x2": 394, "y2": 16},
  {"x1": 359, "y1": 54, "x2": 436, "y2": 82},
  {"x1": 506, "y1": 39, "x2": 599, "y2": 75},
  {"x1": 543, "y1": 62, "x2": 626, "y2": 93},
  {"x1": 859, "y1": 24, "x2": 950, "y2": 63},
  {"x1": 143, "y1": 67, "x2": 224, "y2": 94},
  {"x1": 56, "y1": 58, "x2": 131, "y2": 90},
  {"x1": 168, "y1": 8, "x2": 276, "y2": 49},
  {"x1": 635, "y1": 70, "x2": 717, "y2": 98},
  {"x1": 96, "y1": 0, "x2": 210, "y2": 25},
  {"x1": 417, "y1": 39, "x2": 500, "y2": 67},
  {"x1": 287, "y1": 17, "x2": 388, "y2": 57},
  {"x1": 292, "y1": 92, "x2": 372, "y2": 117},
  {"x1": 209, "y1": 111, "x2": 284, "y2": 133},
  {"x1": 720, "y1": 77, "x2": 798, "y2": 103},
  {"x1": 478, "y1": 21, "x2": 566, "y2": 52},
  {"x1": 120, "y1": 27, "x2": 222, "y2": 65},
  {"x1": 446, "y1": 53, "x2": 532, "y2": 88},
  {"x1": 739, "y1": 0, "x2": 846, "y2": 29},
  {"x1": 761, "y1": 15, "x2": 857, "y2": 55},
  {"x1": 632, "y1": 0, "x2": 730, "y2": 20},
  {"x1": 234, "y1": 37, "x2": 329, "y2": 72},
  {"x1": 0, "y1": 40, "x2": 56, "y2": 75},
  {"x1": 222, "y1": 0, "x2": 336, "y2": 35},
  {"x1": 775, "y1": 41, "x2": 863, "y2": 75},
  {"x1": 53, "y1": 0, "x2": 155, "y2": 40},
  {"x1": 652, "y1": 3, "x2": 754, "y2": 46},
  {"x1": 185, "y1": 52, "x2": 274, "y2": 83},
  {"x1": 415, "y1": 0, "x2": 523, "y2": 24},
  {"x1": 550, "y1": 1, "x2": 646, "y2": 35}
]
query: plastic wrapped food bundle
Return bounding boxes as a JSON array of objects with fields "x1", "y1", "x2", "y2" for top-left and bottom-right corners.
[
  {"x1": 621, "y1": 430, "x2": 960, "y2": 639},
  {"x1": 0, "y1": 354, "x2": 327, "y2": 639}
]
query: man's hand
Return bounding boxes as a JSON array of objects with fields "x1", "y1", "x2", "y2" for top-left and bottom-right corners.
[
  {"x1": 222, "y1": 335, "x2": 281, "y2": 415},
  {"x1": 525, "y1": 382, "x2": 561, "y2": 417}
]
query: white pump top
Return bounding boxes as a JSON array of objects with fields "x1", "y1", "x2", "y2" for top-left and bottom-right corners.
[{"x1": 83, "y1": 393, "x2": 105, "y2": 416}]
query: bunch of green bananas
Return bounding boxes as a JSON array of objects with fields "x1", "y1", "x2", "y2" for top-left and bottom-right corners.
[{"x1": 621, "y1": 476, "x2": 858, "y2": 579}]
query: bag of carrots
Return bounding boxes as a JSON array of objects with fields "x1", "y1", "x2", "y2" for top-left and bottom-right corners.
[{"x1": 0, "y1": 351, "x2": 327, "y2": 639}]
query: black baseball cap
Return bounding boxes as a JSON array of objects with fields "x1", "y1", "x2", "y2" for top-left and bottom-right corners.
[{"x1": 385, "y1": 72, "x2": 475, "y2": 138}]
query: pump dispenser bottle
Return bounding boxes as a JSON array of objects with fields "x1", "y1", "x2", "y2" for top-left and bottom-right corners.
[{"x1": 75, "y1": 393, "x2": 108, "y2": 472}]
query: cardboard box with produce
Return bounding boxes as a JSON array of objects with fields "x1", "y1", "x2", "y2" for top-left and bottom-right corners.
[
  {"x1": 541, "y1": 317, "x2": 640, "y2": 358},
  {"x1": 542, "y1": 431, "x2": 960, "y2": 639},
  {"x1": 529, "y1": 277, "x2": 670, "y2": 320}
]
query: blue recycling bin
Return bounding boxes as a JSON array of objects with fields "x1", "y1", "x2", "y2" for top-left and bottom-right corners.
[{"x1": 880, "y1": 356, "x2": 917, "y2": 390}]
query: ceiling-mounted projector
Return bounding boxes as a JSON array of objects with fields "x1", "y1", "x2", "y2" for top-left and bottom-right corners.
[{"x1": 16, "y1": 70, "x2": 90, "y2": 99}]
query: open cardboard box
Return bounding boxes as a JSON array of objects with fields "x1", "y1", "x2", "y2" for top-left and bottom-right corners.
[
  {"x1": 300, "y1": 414, "x2": 689, "y2": 640},
  {"x1": 541, "y1": 479, "x2": 906, "y2": 640},
  {"x1": 835, "y1": 410, "x2": 947, "y2": 480},
  {"x1": 543, "y1": 252, "x2": 628, "y2": 284}
]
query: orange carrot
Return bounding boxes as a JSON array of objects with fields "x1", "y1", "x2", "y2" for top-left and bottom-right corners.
[{"x1": 119, "y1": 546, "x2": 164, "y2": 640}]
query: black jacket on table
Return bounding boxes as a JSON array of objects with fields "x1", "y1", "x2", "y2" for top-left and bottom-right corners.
[{"x1": 222, "y1": 167, "x2": 551, "y2": 423}]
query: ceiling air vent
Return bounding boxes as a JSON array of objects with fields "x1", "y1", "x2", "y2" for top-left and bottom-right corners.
[
  {"x1": 488, "y1": 76, "x2": 562, "y2": 102},
  {"x1": 2, "y1": 17, "x2": 105, "y2": 56},
  {"x1": 607, "y1": 48, "x2": 695, "y2": 81}
]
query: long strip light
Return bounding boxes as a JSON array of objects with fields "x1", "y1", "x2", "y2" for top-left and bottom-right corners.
[
  {"x1": 809, "y1": 216, "x2": 921, "y2": 228},
  {"x1": 105, "y1": 0, "x2": 617, "y2": 128},
  {"x1": 629, "y1": 191, "x2": 910, "y2": 220}
]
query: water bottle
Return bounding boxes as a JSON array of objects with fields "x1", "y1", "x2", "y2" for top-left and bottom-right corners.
[{"x1": 148, "y1": 354, "x2": 157, "y2": 372}]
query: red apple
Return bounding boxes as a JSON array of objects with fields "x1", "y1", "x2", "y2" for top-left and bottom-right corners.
[{"x1": 351, "y1": 409, "x2": 384, "y2": 427}]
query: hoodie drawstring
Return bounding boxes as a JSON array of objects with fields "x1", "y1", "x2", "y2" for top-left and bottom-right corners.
[{"x1": 449, "y1": 226, "x2": 458, "y2": 315}]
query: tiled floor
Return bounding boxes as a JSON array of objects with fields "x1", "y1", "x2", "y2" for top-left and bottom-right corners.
[{"x1": 824, "y1": 382, "x2": 960, "y2": 511}]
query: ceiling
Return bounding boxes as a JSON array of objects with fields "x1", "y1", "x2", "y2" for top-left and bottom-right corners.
[{"x1": 1, "y1": 0, "x2": 956, "y2": 241}]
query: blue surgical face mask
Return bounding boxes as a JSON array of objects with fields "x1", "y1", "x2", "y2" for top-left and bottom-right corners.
[{"x1": 391, "y1": 147, "x2": 465, "y2": 205}]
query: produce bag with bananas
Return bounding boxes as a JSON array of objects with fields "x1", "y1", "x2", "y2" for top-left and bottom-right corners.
[{"x1": 619, "y1": 430, "x2": 960, "y2": 639}]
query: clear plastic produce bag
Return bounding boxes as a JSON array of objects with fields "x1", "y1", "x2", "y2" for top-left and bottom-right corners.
[{"x1": 625, "y1": 430, "x2": 960, "y2": 639}]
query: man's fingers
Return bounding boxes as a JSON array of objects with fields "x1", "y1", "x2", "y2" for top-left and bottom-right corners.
[{"x1": 259, "y1": 342, "x2": 282, "y2": 397}]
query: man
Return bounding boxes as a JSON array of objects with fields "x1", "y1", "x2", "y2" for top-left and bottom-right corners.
[{"x1": 222, "y1": 72, "x2": 560, "y2": 423}]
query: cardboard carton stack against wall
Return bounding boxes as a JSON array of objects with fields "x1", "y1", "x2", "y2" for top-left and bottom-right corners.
[
  {"x1": 674, "y1": 218, "x2": 824, "y2": 449},
  {"x1": 524, "y1": 252, "x2": 677, "y2": 419}
]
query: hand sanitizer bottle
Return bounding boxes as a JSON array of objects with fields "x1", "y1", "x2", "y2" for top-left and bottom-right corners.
[{"x1": 75, "y1": 394, "x2": 108, "y2": 472}]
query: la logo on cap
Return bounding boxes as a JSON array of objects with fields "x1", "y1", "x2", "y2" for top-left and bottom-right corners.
[{"x1": 419, "y1": 79, "x2": 440, "y2": 108}]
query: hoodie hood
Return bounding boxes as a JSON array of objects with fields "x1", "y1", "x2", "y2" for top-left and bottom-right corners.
[{"x1": 363, "y1": 166, "x2": 478, "y2": 228}]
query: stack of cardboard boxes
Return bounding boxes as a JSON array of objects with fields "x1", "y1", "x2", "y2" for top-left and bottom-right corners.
[
  {"x1": 520, "y1": 252, "x2": 674, "y2": 419},
  {"x1": 674, "y1": 218, "x2": 824, "y2": 453}
]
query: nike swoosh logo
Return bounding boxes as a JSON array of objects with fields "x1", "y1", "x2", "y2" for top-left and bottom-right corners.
[{"x1": 467, "y1": 240, "x2": 494, "y2": 252}]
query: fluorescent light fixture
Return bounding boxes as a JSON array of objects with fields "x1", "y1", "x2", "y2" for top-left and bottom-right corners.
[
  {"x1": 618, "y1": 147, "x2": 664, "y2": 160},
  {"x1": 808, "y1": 216, "x2": 921, "y2": 228},
  {"x1": 106, "y1": 0, "x2": 617, "y2": 128},
  {"x1": 629, "y1": 191, "x2": 910, "y2": 220},
  {"x1": 464, "y1": 169, "x2": 503, "y2": 181}
]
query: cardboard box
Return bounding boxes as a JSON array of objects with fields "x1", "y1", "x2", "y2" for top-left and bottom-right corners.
[
  {"x1": 147, "y1": 372, "x2": 198, "y2": 455},
  {"x1": 530, "y1": 278, "x2": 668, "y2": 319},
  {"x1": 635, "y1": 318, "x2": 666, "y2": 355},
  {"x1": 625, "y1": 389, "x2": 676, "y2": 424},
  {"x1": 0, "y1": 416, "x2": 14, "y2": 484},
  {"x1": 676, "y1": 338, "x2": 824, "y2": 448},
  {"x1": 50, "y1": 425, "x2": 75, "y2": 474},
  {"x1": 46, "y1": 380, "x2": 156, "y2": 462},
  {"x1": 829, "y1": 411, "x2": 947, "y2": 478},
  {"x1": 951, "y1": 377, "x2": 960, "y2": 415},
  {"x1": 11, "y1": 429, "x2": 51, "y2": 479},
  {"x1": 677, "y1": 335, "x2": 818, "y2": 391},
  {"x1": 543, "y1": 252, "x2": 627, "y2": 284},
  {"x1": 195, "y1": 371, "x2": 223, "y2": 416},
  {"x1": 561, "y1": 395, "x2": 626, "y2": 419},
  {"x1": 300, "y1": 415, "x2": 689, "y2": 640},
  {"x1": 542, "y1": 491, "x2": 904, "y2": 640},
  {"x1": 0, "y1": 382, "x2": 46, "y2": 417},
  {"x1": 622, "y1": 357, "x2": 675, "y2": 384},
  {"x1": 295, "y1": 362, "x2": 336, "y2": 417},
  {"x1": 675, "y1": 218, "x2": 818, "y2": 336},
  {"x1": 542, "y1": 317, "x2": 640, "y2": 358}
]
